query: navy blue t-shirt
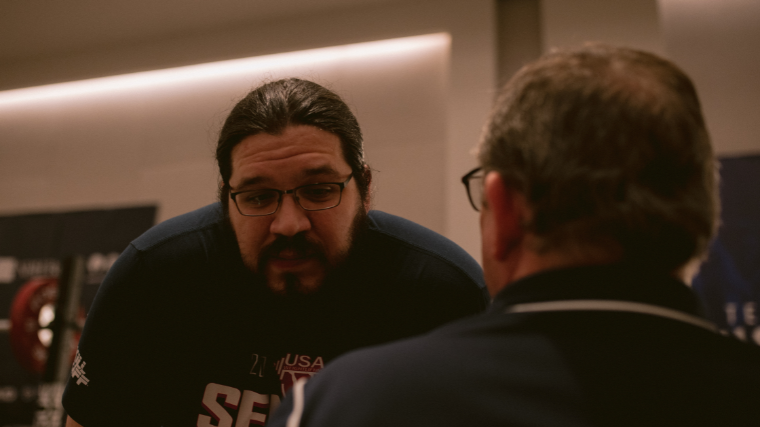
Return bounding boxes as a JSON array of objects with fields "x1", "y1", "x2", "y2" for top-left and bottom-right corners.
[
  {"x1": 62, "y1": 203, "x2": 486, "y2": 426},
  {"x1": 268, "y1": 264, "x2": 760, "y2": 427}
]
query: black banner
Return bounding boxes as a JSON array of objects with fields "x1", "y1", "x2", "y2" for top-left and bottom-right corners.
[
  {"x1": 0, "y1": 206, "x2": 156, "y2": 426},
  {"x1": 693, "y1": 155, "x2": 760, "y2": 344}
]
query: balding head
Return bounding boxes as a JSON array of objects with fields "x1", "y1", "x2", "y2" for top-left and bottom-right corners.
[{"x1": 478, "y1": 44, "x2": 717, "y2": 274}]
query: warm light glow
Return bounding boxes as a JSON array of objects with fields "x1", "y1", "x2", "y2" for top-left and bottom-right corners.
[
  {"x1": 38, "y1": 303, "x2": 55, "y2": 328},
  {"x1": 38, "y1": 303, "x2": 56, "y2": 347},
  {"x1": 0, "y1": 33, "x2": 450, "y2": 108}
]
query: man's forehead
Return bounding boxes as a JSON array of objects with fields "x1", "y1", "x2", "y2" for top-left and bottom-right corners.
[
  {"x1": 232, "y1": 127, "x2": 345, "y2": 162},
  {"x1": 237, "y1": 165, "x2": 345, "y2": 188},
  {"x1": 228, "y1": 125, "x2": 353, "y2": 188}
]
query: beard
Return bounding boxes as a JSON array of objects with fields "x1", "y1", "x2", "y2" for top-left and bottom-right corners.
[{"x1": 234, "y1": 204, "x2": 369, "y2": 297}]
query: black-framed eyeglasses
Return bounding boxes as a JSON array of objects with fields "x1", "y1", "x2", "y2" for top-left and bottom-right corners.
[
  {"x1": 230, "y1": 175, "x2": 353, "y2": 217},
  {"x1": 461, "y1": 167, "x2": 484, "y2": 212}
]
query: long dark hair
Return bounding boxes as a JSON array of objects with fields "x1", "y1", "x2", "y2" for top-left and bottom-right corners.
[{"x1": 216, "y1": 78, "x2": 370, "y2": 207}]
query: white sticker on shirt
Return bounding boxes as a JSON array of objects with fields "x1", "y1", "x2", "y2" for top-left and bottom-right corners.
[{"x1": 71, "y1": 349, "x2": 90, "y2": 386}]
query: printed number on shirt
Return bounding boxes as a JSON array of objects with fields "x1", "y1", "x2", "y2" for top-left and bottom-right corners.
[{"x1": 250, "y1": 354, "x2": 267, "y2": 377}]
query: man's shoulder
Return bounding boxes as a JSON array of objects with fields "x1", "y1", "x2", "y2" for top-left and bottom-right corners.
[
  {"x1": 366, "y1": 211, "x2": 459, "y2": 254},
  {"x1": 267, "y1": 314, "x2": 503, "y2": 426},
  {"x1": 366, "y1": 210, "x2": 483, "y2": 285},
  {"x1": 87, "y1": 203, "x2": 235, "y2": 308},
  {"x1": 307, "y1": 312, "x2": 495, "y2": 386},
  {"x1": 131, "y1": 202, "x2": 226, "y2": 253}
]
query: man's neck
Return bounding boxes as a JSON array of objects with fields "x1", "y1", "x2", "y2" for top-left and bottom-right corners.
[
  {"x1": 493, "y1": 247, "x2": 695, "y2": 299},
  {"x1": 492, "y1": 238, "x2": 624, "y2": 298}
]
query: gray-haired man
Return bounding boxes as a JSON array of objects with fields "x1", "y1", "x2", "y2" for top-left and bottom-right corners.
[{"x1": 269, "y1": 46, "x2": 760, "y2": 427}]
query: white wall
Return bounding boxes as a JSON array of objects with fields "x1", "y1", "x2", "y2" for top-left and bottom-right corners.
[
  {"x1": 3, "y1": 0, "x2": 757, "y2": 262},
  {"x1": 541, "y1": 0, "x2": 664, "y2": 54},
  {"x1": 0, "y1": 0, "x2": 496, "y2": 260},
  {"x1": 659, "y1": 0, "x2": 760, "y2": 156},
  {"x1": 0, "y1": 36, "x2": 450, "y2": 227},
  {"x1": 539, "y1": 0, "x2": 760, "y2": 157}
]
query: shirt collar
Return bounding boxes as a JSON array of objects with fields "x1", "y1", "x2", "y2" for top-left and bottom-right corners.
[{"x1": 488, "y1": 263, "x2": 705, "y2": 317}]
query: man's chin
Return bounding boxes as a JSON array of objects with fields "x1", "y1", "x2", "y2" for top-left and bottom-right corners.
[{"x1": 265, "y1": 267, "x2": 326, "y2": 296}]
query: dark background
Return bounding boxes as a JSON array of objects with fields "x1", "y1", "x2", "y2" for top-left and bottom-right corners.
[
  {"x1": 0, "y1": 206, "x2": 155, "y2": 426},
  {"x1": 693, "y1": 155, "x2": 760, "y2": 343}
]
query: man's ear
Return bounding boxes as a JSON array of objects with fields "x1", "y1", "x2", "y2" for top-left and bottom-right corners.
[{"x1": 483, "y1": 172, "x2": 527, "y2": 261}]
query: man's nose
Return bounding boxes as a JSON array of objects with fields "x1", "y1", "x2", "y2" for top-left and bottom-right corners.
[{"x1": 270, "y1": 194, "x2": 311, "y2": 236}]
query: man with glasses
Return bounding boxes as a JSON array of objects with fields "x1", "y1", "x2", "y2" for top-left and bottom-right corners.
[
  {"x1": 268, "y1": 46, "x2": 760, "y2": 427},
  {"x1": 62, "y1": 78, "x2": 487, "y2": 427}
]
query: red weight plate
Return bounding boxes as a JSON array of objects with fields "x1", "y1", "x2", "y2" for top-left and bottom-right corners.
[{"x1": 9, "y1": 277, "x2": 82, "y2": 375}]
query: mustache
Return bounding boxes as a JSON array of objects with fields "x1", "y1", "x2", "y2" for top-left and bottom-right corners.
[{"x1": 258, "y1": 233, "x2": 326, "y2": 263}]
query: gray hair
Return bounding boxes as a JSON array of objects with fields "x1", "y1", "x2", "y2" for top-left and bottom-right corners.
[{"x1": 478, "y1": 44, "x2": 718, "y2": 271}]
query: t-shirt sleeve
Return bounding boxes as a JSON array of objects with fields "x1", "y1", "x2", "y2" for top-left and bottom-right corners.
[
  {"x1": 390, "y1": 249, "x2": 488, "y2": 335},
  {"x1": 360, "y1": 211, "x2": 489, "y2": 338},
  {"x1": 62, "y1": 244, "x2": 164, "y2": 427}
]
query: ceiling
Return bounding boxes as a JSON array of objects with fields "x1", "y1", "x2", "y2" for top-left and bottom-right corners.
[{"x1": 0, "y1": 0, "x2": 397, "y2": 63}]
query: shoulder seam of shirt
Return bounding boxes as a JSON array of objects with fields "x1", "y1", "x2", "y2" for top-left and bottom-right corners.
[
  {"x1": 369, "y1": 226, "x2": 482, "y2": 286},
  {"x1": 131, "y1": 220, "x2": 221, "y2": 253}
]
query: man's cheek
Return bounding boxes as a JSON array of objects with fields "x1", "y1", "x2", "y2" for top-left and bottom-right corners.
[{"x1": 237, "y1": 231, "x2": 269, "y2": 273}]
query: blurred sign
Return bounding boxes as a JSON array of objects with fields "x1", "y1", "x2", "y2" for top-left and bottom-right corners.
[
  {"x1": 0, "y1": 206, "x2": 155, "y2": 426},
  {"x1": 693, "y1": 155, "x2": 760, "y2": 344}
]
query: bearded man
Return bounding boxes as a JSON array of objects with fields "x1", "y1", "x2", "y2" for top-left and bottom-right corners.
[{"x1": 62, "y1": 78, "x2": 487, "y2": 427}]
